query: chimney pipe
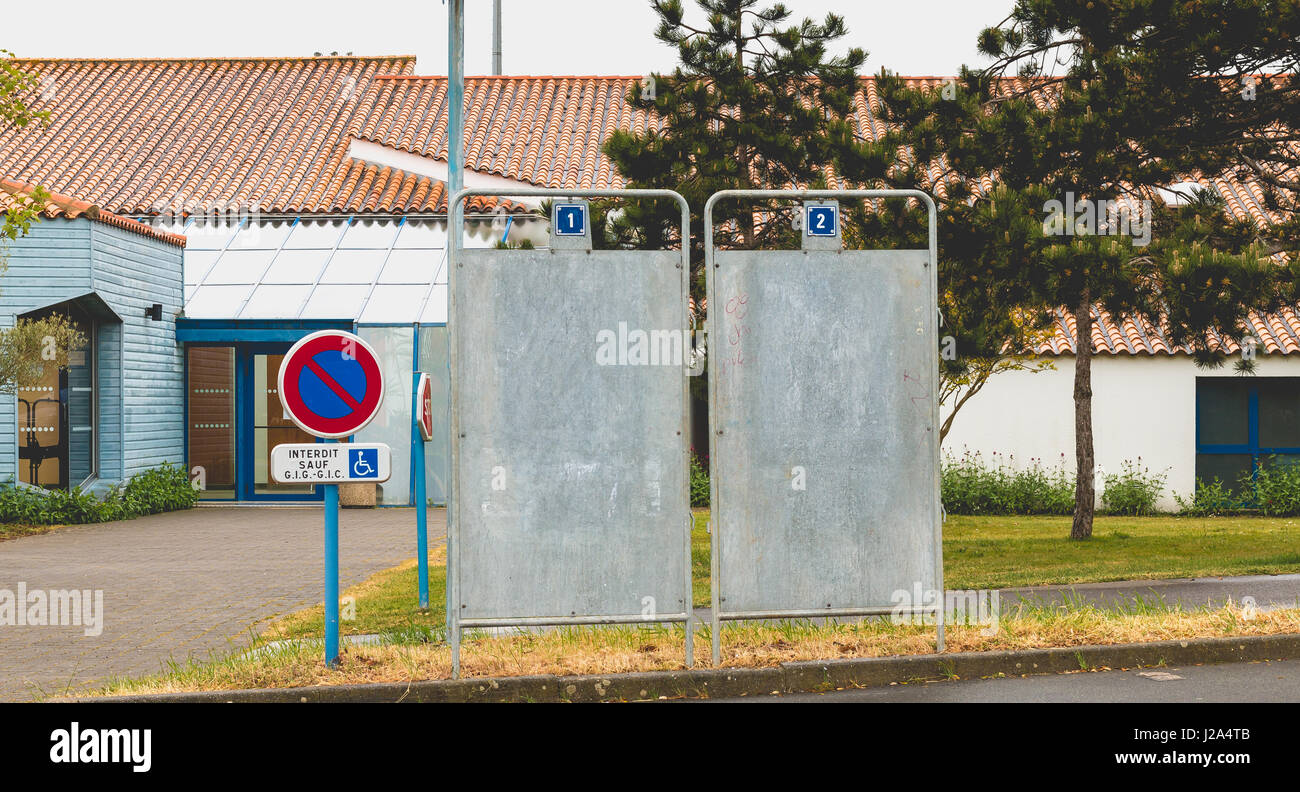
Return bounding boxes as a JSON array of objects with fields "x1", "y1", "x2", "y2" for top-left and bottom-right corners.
[{"x1": 492, "y1": 0, "x2": 503, "y2": 74}]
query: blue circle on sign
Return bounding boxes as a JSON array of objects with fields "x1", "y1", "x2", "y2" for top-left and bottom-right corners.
[{"x1": 297, "y1": 350, "x2": 368, "y2": 419}]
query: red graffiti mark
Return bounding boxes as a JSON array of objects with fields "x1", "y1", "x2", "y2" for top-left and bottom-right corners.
[
  {"x1": 903, "y1": 369, "x2": 931, "y2": 408},
  {"x1": 720, "y1": 291, "x2": 752, "y2": 377},
  {"x1": 725, "y1": 293, "x2": 749, "y2": 320}
]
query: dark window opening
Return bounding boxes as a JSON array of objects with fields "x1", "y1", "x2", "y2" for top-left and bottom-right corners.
[{"x1": 1196, "y1": 376, "x2": 1300, "y2": 497}]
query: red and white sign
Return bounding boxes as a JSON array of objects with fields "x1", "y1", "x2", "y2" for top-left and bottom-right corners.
[
  {"x1": 278, "y1": 330, "x2": 385, "y2": 439},
  {"x1": 416, "y1": 372, "x2": 434, "y2": 441}
]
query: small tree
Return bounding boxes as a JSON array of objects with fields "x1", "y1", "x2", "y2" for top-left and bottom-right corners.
[
  {"x1": 0, "y1": 314, "x2": 87, "y2": 394},
  {"x1": 1, "y1": 49, "x2": 48, "y2": 253},
  {"x1": 1, "y1": 50, "x2": 84, "y2": 392}
]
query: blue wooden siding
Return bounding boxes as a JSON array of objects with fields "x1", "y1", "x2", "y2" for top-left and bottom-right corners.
[
  {"x1": 0, "y1": 222, "x2": 95, "y2": 483},
  {"x1": 0, "y1": 217, "x2": 183, "y2": 486},
  {"x1": 95, "y1": 322, "x2": 124, "y2": 483},
  {"x1": 0, "y1": 221, "x2": 94, "y2": 314},
  {"x1": 89, "y1": 222, "x2": 185, "y2": 479}
]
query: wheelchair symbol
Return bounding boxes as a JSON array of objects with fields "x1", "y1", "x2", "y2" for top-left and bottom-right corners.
[{"x1": 348, "y1": 448, "x2": 378, "y2": 479}]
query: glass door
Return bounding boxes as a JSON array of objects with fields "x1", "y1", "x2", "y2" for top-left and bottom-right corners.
[
  {"x1": 187, "y1": 346, "x2": 237, "y2": 499},
  {"x1": 17, "y1": 305, "x2": 95, "y2": 490},
  {"x1": 17, "y1": 362, "x2": 64, "y2": 488},
  {"x1": 243, "y1": 346, "x2": 322, "y2": 500}
]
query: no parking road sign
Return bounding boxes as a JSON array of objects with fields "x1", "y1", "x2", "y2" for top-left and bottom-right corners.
[
  {"x1": 275, "y1": 329, "x2": 386, "y2": 668},
  {"x1": 278, "y1": 330, "x2": 384, "y2": 438}
]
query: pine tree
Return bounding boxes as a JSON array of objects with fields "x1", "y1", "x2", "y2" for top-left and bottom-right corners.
[
  {"x1": 864, "y1": 1, "x2": 1299, "y2": 539},
  {"x1": 603, "y1": 0, "x2": 867, "y2": 293}
]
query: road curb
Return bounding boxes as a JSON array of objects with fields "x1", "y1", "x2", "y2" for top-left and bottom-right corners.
[{"x1": 81, "y1": 633, "x2": 1300, "y2": 703}]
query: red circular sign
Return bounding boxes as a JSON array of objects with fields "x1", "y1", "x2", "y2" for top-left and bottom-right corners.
[
  {"x1": 278, "y1": 330, "x2": 385, "y2": 438},
  {"x1": 417, "y1": 372, "x2": 434, "y2": 441}
]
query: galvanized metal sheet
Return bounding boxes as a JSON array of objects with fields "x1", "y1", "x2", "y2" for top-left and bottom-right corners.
[
  {"x1": 712, "y1": 249, "x2": 939, "y2": 614},
  {"x1": 455, "y1": 248, "x2": 688, "y2": 621}
]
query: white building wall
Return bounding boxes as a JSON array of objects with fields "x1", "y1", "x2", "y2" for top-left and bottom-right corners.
[{"x1": 942, "y1": 353, "x2": 1300, "y2": 511}]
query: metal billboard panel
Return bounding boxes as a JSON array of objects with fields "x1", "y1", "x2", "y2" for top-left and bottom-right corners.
[
  {"x1": 454, "y1": 248, "x2": 689, "y2": 622},
  {"x1": 712, "y1": 249, "x2": 939, "y2": 615}
]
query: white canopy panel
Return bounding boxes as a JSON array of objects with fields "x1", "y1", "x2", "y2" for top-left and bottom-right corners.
[{"x1": 180, "y1": 217, "x2": 533, "y2": 324}]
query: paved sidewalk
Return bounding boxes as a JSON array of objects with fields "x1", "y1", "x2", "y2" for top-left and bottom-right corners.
[
  {"x1": 998, "y1": 573, "x2": 1300, "y2": 612},
  {"x1": 691, "y1": 574, "x2": 1300, "y2": 626},
  {"x1": 0, "y1": 506, "x2": 443, "y2": 701}
]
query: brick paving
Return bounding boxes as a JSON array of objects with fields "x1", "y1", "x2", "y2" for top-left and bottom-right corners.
[{"x1": 0, "y1": 506, "x2": 443, "y2": 701}]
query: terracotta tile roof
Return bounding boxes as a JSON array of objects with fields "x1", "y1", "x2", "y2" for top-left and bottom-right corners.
[
  {"x1": 2, "y1": 63, "x2": 1295, "y2": 353},
  {"x1": 356, "y1": 74, "x2": 1293, "y2": 222},
  {"x1": 1036, "y1": 305, "x2": 1300, "y2": 357},
  {"x1": 0, "y1": 177, "x2": 185, "y2": 246},
  {"x1": 0, "y1": 56, "x2": 506, "y2": 215},
  {"x1": 3, "y1": 63, "x2": 1286, "y2": 225},
  {"x1": 361, "y1": 75, "x2": 660, "y2": 191}
]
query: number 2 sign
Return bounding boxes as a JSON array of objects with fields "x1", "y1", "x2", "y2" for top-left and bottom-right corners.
[{"x1": 806, "y1": 204, "x2": 838, "y2": 237}]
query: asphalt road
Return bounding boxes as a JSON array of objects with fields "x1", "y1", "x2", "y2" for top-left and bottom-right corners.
[{"x1": 707, "y1": 657, "x2": 1300, "y2": 702}]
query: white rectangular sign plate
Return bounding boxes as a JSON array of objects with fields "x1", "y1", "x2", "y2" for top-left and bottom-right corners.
[{"x1": 271, "y1": 443, "x2": 392, "y2": 484}]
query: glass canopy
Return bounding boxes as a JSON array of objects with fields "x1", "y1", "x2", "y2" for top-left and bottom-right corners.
[{"x1": 181, "y1": 217, "x2": 539, "y2": 324}]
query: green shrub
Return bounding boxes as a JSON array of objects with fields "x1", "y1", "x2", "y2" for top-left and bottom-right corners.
[
  {"x1": 1174, "y1": 477, "x2": 1241, "y2": 516},
  {"x1": 689, "y1": 449, "x2": 710, "y2": 508},
  {"x1": 1250, "y1": 457, "x2": 1300, "y2": 517},
  {"x1": 0, "y1": 463, "x2": 198, "y2": 525},
  {"x1": 1100, "y1": 458, "x2": 1167, "y2": 516},
  {"x1": 941, "y1": 449, "x2": 1074, "y2": 515},
  {"x1": 121, "y1": 463, "x2": 200, "y2": 515}
]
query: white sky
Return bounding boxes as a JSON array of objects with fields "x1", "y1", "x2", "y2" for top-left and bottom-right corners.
[{"x1": 4, "y1": 0, "x2": 1008, "y2": 76}]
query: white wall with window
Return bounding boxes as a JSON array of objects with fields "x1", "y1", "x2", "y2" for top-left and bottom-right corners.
[{"x1": 943, "y1": 353, "x2": 1300, "y2": 511}]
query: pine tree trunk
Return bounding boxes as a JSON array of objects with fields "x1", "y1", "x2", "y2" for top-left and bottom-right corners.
[{"x1": 1071, "y1": 290, "x2": 1096, "y2": 540}]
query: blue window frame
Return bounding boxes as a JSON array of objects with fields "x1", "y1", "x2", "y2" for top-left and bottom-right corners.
[{"x1": 1196, "y1": 377, "x2": 1300, "y2": 494}]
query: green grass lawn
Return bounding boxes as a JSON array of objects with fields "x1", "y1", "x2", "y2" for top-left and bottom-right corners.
[
  {"x1": 264, "y1": 551, "x2": 448, "y2": 641},
  {"x1": 268, "y1": 512, "x2": 1300, "y2": 639},
  {"x1": 945, "y1": 513, "x2": 1300, "y2": 589}
]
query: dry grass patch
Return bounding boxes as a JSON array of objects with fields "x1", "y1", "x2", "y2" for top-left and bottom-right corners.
[
  {"x1": 94, "y1": 601, "x2": 1300, "y2": 697},
  {"x1": 0, "y1": 523, "x2": 65, "y2": 541}
]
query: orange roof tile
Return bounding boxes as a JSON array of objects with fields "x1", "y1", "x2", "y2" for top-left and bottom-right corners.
[
  {"x1": 0, "y1": 56, "x2": 443, "y2": 215},
  {"x1": 2, "y1": 62, "x2": 1295, "y2": 353},
  {"x1": 0, "y1": 178, "x2": 185, "y2": 246},
  {"x1": 1035, "y1": 304, "x2": 1300, "y2": 357}
]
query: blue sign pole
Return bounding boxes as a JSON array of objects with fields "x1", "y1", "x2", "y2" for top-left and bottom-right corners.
[
  {"x1": 413, "y1": 372, "x2": 429, "y2": 609},
  {"x1": 324, "y1": 440, "x2": 340, "y2": 666}
]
